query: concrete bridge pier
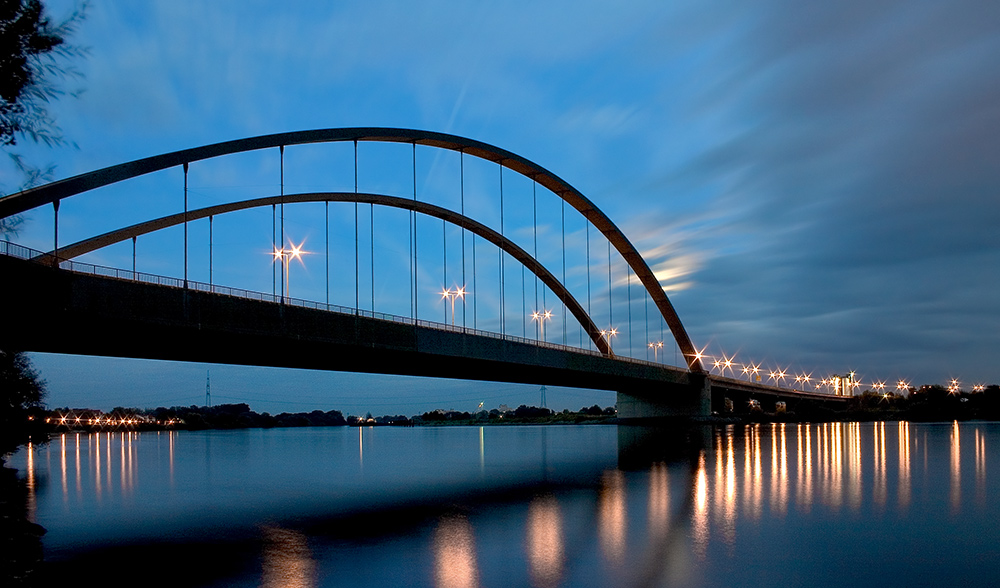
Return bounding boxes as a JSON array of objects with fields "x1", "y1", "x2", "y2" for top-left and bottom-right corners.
[{"x1": 616, "y1": 373, "x2": 712, "y2": 421}]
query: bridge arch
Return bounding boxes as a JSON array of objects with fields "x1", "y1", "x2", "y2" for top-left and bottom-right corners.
[
  {"x1": 38, "y1": 191, "x2": 612, "y2": 355},
  {"x1": 0, "y1": 128, "x2": 704, "y2": 372}
]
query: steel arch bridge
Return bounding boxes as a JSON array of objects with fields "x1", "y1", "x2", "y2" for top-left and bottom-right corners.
[{"x1": 0, "y1": 127, "x2": 845, "y2": 417}]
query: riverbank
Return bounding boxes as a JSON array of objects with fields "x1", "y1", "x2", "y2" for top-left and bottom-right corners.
[{"x1": 30, "y1": 385, "x2": 1000, "y2": 435}]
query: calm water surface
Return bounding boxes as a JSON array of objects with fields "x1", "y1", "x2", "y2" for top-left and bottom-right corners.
[{"x1": 9, "y1": 422, "x2": 1000, "y2": 587}]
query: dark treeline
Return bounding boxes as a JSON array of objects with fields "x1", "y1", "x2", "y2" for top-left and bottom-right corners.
[
  {"x1": 417, "y1": 404, "x2": 617, "y2": 424},
  {"x1": 43, "y1": 403, "x2": 621, "y2": 432}
]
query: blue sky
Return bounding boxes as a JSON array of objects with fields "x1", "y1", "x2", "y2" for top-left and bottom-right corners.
[{"x1": 3, "y1": 0, "x2": 999, "y2": 415}]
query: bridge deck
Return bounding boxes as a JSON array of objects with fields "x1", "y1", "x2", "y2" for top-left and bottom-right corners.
[
  {"x1": 0, "y1": 250, "x2": 690, "y2": 392},
  {"x1": 0, "y1": 244, "x2": 848, "y2": 407}
]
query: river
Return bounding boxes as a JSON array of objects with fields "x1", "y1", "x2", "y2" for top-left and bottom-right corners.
[{"x1": 7, "y1": 422, "x2": 1000, "y2": 587}]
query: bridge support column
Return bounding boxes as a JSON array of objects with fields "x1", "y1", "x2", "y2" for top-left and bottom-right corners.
[{"x1": 616, "y1": 372, "x2": 711, "y2": 421}]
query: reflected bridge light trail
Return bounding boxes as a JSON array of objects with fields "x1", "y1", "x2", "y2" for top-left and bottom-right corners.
[
  {"x1": 434, "y1": 515, "x2": 479, "y2": 588},
  {"x1": 527, "y1": 495, "x2": 564, "y2": 588},
  {"x1": 599, "y1": 469, "x2": 628, "y2": 567},
  {"x1": 261, "y1": 526, "x2": 316, "y2": 588},
  {"x1": 672, "y1": 422, "x2": 1000, "y2": 559}
]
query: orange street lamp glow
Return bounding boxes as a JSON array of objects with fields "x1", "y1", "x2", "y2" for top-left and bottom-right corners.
[
  {"x1": 600, "y1": 328, "x2": 618, "y2": 354},
  {"x1": 532, "y1": 309, "x2": 553, "y2": 341},
  {"x1": 648, "y1": 341, "x2": 664, "y2": 363},
  {"x1": 720, "y1": 354, "x2": 735, "y2": 376},
  {"x1": 441, "y1": 287, "x2": 465, "y2": 325},
  {"x1": 272, "y1": 239, "x2": 308, "y2": 300},
  {"x1": 948, "y1": 378, "x2": 960, "y2": 395},
  {"x1": 441, "y1": 287, "x2": 453, "y2": 323}
]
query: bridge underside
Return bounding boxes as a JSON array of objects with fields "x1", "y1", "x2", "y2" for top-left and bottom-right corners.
[{"x1": 1, "y1": 256, "x2": 699, "y2": 401}]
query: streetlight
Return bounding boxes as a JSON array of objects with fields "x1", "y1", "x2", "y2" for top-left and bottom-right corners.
[
  {"x1": 440, "y1": 286, "x2": 467, "y2": 325},
  {"x1": 531, "y1": 309, "x2": 553, "y2": 342},
  {"x1": 600, "y1": 328, "x2": 618, "y2": 354},
  {"x1": 722, "y1": 354, "x2": 735, "y2": 377},
  {"x1": 285, "y1": 241, "x2": 305, "y2": 299},
  {"x1": 648, "y1": 341, "x2": 663, "y2": 363},
  {"x1": 441, "y1": 287, "x2": 452, "y2": 323},
  {"x1": 272, "y1": 239, "x2": 307, "y2": 301},
  {"x1": 271, "y1": 245, "x2": 285, "y2": 291}
]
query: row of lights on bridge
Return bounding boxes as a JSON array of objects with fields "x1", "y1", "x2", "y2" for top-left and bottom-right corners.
[
  {"x1": 692, "y1": 350, "x2": 987, "y2": 395},
  {"x1": 270, "y1": 240, "x2": 987, "y2": 394},
  {"x1": 270, "y1": 241, "x2": 628, "y2": 351}
]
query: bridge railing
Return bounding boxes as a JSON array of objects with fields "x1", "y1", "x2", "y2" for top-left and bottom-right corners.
[{"x1": 3, "y1": 240, "x2": 685, "y2": 369}]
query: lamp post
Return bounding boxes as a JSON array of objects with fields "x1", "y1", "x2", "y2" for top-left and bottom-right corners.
[
  {"x1": 648, "y1": 341, "x2": 663, "y2": 363},
  {"x1": 285, "y1": 241, "x2": 305, "y2": 299},
  {"x1": 272, "y1": 240, "x2": 306, "y2": 302},
  {"x1": 599, "y1": 327, "x2": 618, "y2": 354},
  {"x1": 441, "y1": 287, "x2": 453, "y2": 323},
  {"x1": 441, "y1": 286, "x2": 468, "y2": 326},
  {"x1": 272, "y1": 245, "x2": 286, "y2": 301},
  {"x1": 531, "y1": 309, "x2": 553, "y2": 342},
  {"x1": 452, "y1": 286, "x2": 466, "y2": 325}
]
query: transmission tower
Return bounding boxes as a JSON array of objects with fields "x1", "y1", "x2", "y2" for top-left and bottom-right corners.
[
  {"x1": 539, "y1": 385, "x2": 547, "y2": 409},
  {"x1": 205, "y1": 370, "x2": 212, "y2": 407}
]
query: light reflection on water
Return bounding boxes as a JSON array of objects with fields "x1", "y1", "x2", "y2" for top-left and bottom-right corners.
[
  {"x1": 261, "y1": 526, "x2": 316, "y2": 588},
  {"x1": 526, "y1": 495, "x2": 563, "y2": 588},
  {"x1": 9, "y1": 422, "x2": 1000, "y2": 587},
  {"x1": 434, "y1": 514, "x2": 479, "y2": 588}
]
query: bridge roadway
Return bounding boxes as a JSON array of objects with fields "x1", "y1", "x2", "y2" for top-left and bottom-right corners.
[{"x1": 0, "y1": 248, "x2": 847, "y2": 416}]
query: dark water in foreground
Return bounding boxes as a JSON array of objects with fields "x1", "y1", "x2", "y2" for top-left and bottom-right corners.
[{"x1": 8, "y1": 422, "x2": 1000, "y2": 587}]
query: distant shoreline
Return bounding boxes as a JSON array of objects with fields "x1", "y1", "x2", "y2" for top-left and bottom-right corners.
[{"x1": 27, "y1": 385, "x2": 1000, "y2": 437}]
